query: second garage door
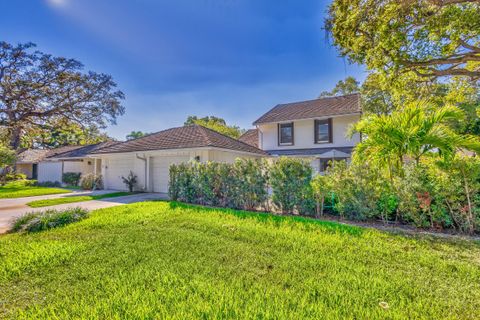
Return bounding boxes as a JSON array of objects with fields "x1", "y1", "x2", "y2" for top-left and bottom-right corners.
[{"x1": 151, "y1": 156, "x2": 190, "y2": 193}]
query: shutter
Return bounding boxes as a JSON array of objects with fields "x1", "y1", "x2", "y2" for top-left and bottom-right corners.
[{"x1": 328, "y1": 118, "x2": 333, "y2": 143}]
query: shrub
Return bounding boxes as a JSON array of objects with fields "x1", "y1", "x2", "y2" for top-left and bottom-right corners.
[
  {"x1": 311, "y1": 174, "x2": 331, "y2": 217},
  {"x1": 170, "y1": 163, "x2": 196, "y2": 202},
  {"x1": 269, "y1": 157, "x2": 313, "y2": 214},
  {"x1": 37, "y1": 181, "x2": 62, "y2": 188},
  {"x1": 325, "y1": 161, "x2": 394, "y2": 221},
  {"x1": 169, "y1": 160, "x2": 268, "y2": 211},
  {"x1": 121, "y1": 171, "x2": 137, "y2": 192},
  {"x1": 232, "y1": 159, "x2": 269, "y2": 211},
  {"x1": 5, "y1": 172, "x2": 27, "y2": 181},
  {"x1": 428, "y1": 156, "x2": 480, "y2": 234},
  {"x1": 0, "y1": 147, "x2": 16, "y2": 184},
  {"x1": 80, "y1": 174, "x2": 103, "y2": 190},
  {"x1": 4, "y1": 179, "x2": 37, "y2": 188},
  {"x1": 10, "y1": 207, "x2": 89, "y2": 233},
  {"x1": 62, "y1": 172, "x2": 82, "y2": 186}
]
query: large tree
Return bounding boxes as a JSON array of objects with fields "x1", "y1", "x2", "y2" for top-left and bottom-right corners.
[
  {"x1": 184, "y1": 116, "x2": 244, "y2": 139},
  {"x1": 326, "y1": 0, "x2": 480, "y2": 80},
  {"x1": 0, "y1": 42, "x2": 125, "y2": 149},
  {"x1": 319, "y1": 76, "x2": 360, "y2": 97}
]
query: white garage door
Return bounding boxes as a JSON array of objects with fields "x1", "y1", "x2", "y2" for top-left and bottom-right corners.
[
  {"x1": 104, "y1": 157, "x2": 134, "y2": 190},
  {"x1": 38, "y1": 162, "x2": 62, "y2": 183},
  {"x1": 152, "y1": 156, "x2": 190, "y2": 193}
]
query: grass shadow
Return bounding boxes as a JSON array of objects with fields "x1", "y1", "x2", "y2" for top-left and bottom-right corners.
[{"x1": 168, "y1": 201, "x2": 364, "y2": 236}]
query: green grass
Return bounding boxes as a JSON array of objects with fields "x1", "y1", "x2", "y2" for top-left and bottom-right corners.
[
  {"x1": 1, "y1": 202, "x2": 479, "y2": 319},
  {"x1": 0, "y1": 181, "x2": 70, "y2": 199},
  {"x1": 26, "y1": 192, "x2": 132, "y2": 207}
]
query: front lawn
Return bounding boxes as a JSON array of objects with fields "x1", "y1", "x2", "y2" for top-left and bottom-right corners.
[
  {"x1": 26, "y1": 192, "x2": 132, "y2": 207},
  {"x1": 0, "y1": 181, "x2": 70, "y2": 199},
  {"x1": 1, "y1": 202, "x2": 479, "y2": 319}
]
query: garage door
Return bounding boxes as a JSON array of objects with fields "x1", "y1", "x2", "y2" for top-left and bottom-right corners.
[
  {"x1": 38, "y1": 162, "x2": 62, "y2": 183},
  {"x1": 104, "y1": 157, "x2": 134, "y2": 190},
  {"x1": 151, "y1": 156, "x2": 190, "y2": 193}
]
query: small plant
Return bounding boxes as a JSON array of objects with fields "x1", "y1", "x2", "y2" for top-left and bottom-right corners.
[
  {"x1": 37, "y1": 181, "x2": 62, "y2": 188},
  {"x1": 80, "y1": 174, "x2": 103, "y2": 190},
  {"x1": 10, "y1": 207, "x2": 89, "y2": 233},
  {"x1": 121, "y1": 171, "x2": 137, "y2": 192},
  {"x1": 62, "y1": 172, "x2": 82, "y2": 186},
  {"x1": 5, "y1": 172, "x2": 27, "y2": 182}
]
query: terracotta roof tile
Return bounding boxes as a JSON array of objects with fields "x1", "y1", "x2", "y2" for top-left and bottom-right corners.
[
  {"x1": 238, "y1": 129, "x2": 259, "y2": 148},
  {"x1": 253, "y1": 93, "x2": 361, "y2": 125},
  {"x1": 91, "y1": 125, "x2": 267, "y2": 155},
  {"x1": 47, "y1": 141, "x2": 119, "y2": 159}
]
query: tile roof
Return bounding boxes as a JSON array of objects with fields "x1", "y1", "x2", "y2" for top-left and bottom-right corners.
[
  {"x1": 238, "y1": 129, "x2": 259, "y2": 148},
  {"x1": 91, "y1": 125, "x2": 268, "y2": 155},
  {"x1": 47, "y1": 141, "x2": 119, "y2": 159},
  {"x1": 16, "y1": 143, "x2": 118, "y2": 163},
  {"x1": 253, "y1": 93, "x2": 361, "y2": 125},
  {"x1": 16, "y1": 149, "x2": 50, "y2": 164}
]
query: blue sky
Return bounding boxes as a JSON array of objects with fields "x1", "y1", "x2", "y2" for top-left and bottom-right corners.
[{"x1": 1, "y1": 0, "x2": 365, "y2": 140}]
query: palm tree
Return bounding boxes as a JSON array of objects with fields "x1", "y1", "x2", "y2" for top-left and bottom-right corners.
[{"x1": 349, "y1": 102, "x2": 480, "y2": 177}]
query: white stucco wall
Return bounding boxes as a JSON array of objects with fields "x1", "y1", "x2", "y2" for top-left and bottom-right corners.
[
  {"x1": 63, "y1": 159, "x2": 96, "y2": 175},
  {"x1": 96, "y1": 148, "x2": 264, "y2": 192},
  {"x1": 258, "y1": 114, "x2": 361, "y2": 150}
]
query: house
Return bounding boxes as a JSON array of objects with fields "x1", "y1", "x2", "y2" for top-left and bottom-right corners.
[
  {"x1": 89, "y1": 125, "x2": 267, "y2": 192},
  {"x1": 252, "y1": 93, "x2": 361, "y2": 173},
  {"x1": 16, "y1": 142, "x2": 117, "y2": 183},
  {"x1": 14, "y1": 93, "x2": 360, "y2": 191},
  {"x1": 238, "y1": 129, "x2": 259, "y2": 148}
]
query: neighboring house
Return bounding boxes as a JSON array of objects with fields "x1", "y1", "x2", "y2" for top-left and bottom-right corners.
[
  {"x1": 238, "y1": 129, "x2": 259, "y2": 148},
  {"x1": 16, "y1": 142, "x2": 117, "y2": 183},
  {"x1": 252, "y1": 93, "x2": 361, "y2": 173},
  {"x1": 89, "y1": 125, "x2": 267, "y2": 192}
]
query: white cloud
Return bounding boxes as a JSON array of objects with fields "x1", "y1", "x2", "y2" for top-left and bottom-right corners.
[{"x1": 46, "y1": 0, "x2": 68, "y2": 7}]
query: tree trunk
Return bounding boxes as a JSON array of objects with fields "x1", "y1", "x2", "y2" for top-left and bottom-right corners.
[
  {"x1": 461, "y1": 167, "x2": 474, "y2": 234},
  {"x1": 9, "y1": 126, "x2": 22, "y2": 149}
]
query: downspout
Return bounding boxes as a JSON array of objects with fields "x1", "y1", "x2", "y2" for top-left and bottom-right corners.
[
  {"x1": 136, "y1": 153, "x2": 147, "y2": 191},
  {"x1": 256, "y1": 125, "x2": 263, "y2": 150}
]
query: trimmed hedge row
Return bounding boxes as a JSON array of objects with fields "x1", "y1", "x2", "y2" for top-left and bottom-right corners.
[
  {"x1": 170, "y1": 156, "x2": 480, "y2": 234},
  {"x1": 169, "y1": 158, "x2": 313, "y2": 213}
]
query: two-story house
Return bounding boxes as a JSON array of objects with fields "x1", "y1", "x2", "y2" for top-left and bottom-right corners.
[{"x1": 250, "y1": 93, "x2": 361, "y2": 173}]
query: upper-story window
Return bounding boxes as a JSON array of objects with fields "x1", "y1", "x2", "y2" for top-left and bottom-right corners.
[
  {"x1": 278, "y1": 122, "x2": 294, "y2": 145},
  {"x1": 315, "y1": 119, "x2": 332, "y2": 144}
]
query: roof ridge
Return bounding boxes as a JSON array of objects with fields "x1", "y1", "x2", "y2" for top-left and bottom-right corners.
[
  {"x1": 194, "y1": 124, "x2": 264, "y2": 151},
  {"x1": 195, "y1": 124, "x2": 214, "y2": 146},
  {"x1": 276, "y1": 93, "x2": 360, "y2": 107}
]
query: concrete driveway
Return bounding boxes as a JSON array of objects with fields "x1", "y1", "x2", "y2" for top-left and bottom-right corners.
[{"x1": 0, "y1": 191, "x2": 168, "y2": 234}]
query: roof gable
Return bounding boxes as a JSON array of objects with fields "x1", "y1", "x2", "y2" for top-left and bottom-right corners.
[{"x1": 253, "y1": 93, "x2": 361, "y2": 125}]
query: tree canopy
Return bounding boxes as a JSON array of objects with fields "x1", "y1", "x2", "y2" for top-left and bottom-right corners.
[
  {"x1": 184, "y1": 116, "x2": 244, "y2": 139},
  {"x1": 326, "y1": 0, "x2": 480, "y2": 80},
  {"x1": 126, "y1": 131, "x2": 149, "y2": 140},
  {"x1": 0, "y1": 42, "x2": 125, "y2": 149},
  {"x1": 319, "y1": 76, "x2": 360, "y2": 98}
]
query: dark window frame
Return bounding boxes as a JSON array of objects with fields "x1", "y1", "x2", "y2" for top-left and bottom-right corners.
[
  {"x1": 278, "y1": 122, "x2": 294, "y2": 146},
  {"x1": 314, "y1": 118, "x2": 333, "y2": 144}
]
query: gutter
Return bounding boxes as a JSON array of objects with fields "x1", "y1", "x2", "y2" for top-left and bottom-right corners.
[{"x1": 136, "y1": 153, "x2": 148, "y2": 191}]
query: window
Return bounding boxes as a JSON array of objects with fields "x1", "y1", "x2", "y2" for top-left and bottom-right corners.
[
  {"x1": 315, "y1": 119, "x2": 332, "y2": 144},
  {"x1": 278, "y1": 122, "x2": 294, "y2": 145}
]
